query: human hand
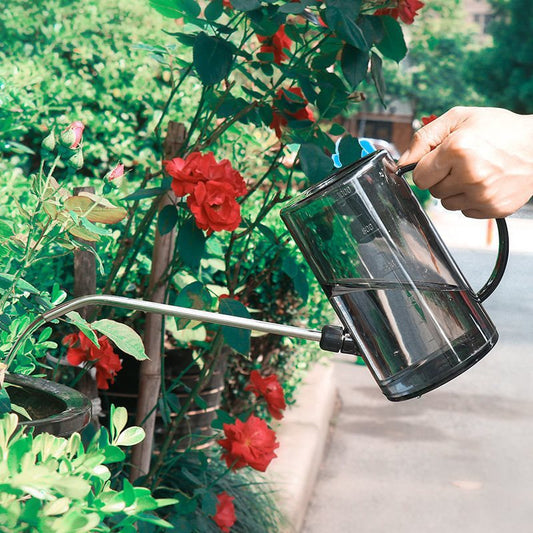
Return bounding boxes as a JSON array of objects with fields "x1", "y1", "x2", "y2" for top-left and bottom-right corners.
[{"x1": 398, "y1": 106, "x2": 533, "y2": 218}]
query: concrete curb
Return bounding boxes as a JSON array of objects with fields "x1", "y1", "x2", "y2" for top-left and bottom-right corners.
[{"x1": 266, "y1": 361, "x2": 338, "y2": 532}]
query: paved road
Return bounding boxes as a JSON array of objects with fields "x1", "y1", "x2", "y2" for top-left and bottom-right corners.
[{"x1": 303, "y1": 210, "x2": 533, "y2": 533}]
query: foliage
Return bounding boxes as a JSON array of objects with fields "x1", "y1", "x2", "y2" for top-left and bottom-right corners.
[
  {"x1": 0, "y1": 0, "x2": 172, "y2": 175},
  {"x1": 153, "y1": 449, "x2": 284, "y2": 532},
  {"x1": 363, "y1": 0, "x2": 488, "y2": 117},
  {"x1": 0, "y1": 407, "x2": 176, "y2": 533},
  {"x1": 0, "y1": 0, "x2": 421, "y2": 530},
  {"x1": 0, "y1": 128, "x2": 146, "y2": 413},
  {"x1": 466, "y1": 0, "x2": 533, "y2": 114}
]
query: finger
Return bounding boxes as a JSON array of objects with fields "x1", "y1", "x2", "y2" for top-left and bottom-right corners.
[
  {"x1": 440, "y1": 194, "x2": 467, "y2": 212},
  {"x1": 398, "y1": 107, "x2": 467, "y2": 166},
  {"x1": 461, "y1": 208, "x2": 488, "y2": 219},
  {"x1": 411, "y1": 143, "x2": 452, "y2": 190}
]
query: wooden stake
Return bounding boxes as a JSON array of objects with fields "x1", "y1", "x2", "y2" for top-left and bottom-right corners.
[
  {"x1": 130, "y1": 122, "x2": 186, "y2": 480},
  {"x1": 73, "y1": 186, "x2": 100, "y2": 427}
]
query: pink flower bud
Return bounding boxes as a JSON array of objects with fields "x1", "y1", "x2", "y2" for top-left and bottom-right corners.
[
  {"x1": 61, "y1": 121, "x2": 85, "y2": 149},
  {"x1": 107, "y1": 163, "x2": 125, "y2": 181}
]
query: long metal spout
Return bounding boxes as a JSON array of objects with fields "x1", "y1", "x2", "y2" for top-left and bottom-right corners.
[
  {"x1": 42, "y1": 294, "x2": 324, "y2": 342},
  {"x1": 5, "y1": 294, "x2": 357, "y2": 369}
]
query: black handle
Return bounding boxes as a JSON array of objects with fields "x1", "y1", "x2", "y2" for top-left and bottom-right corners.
[{"x1": 397, "y1": 163, "x2": 509, "y2": 303}]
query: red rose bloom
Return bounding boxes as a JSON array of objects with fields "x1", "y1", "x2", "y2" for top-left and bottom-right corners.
[
  {"x1": 63, "y1": 332, "x2": 122, "y2": 390},
  {"x1": 245, "y1": 370, "x2": 287, "y2": 420},
  {"x1": 187, "y1": 180, "x2": 242, "y2": 233},
  {"x1": 375, "y1": 0, "x2": 425, "y2": 24},
  {"x1": 257, "y1": 25, "x2": 292, "y2": 64},
  {"x1": 421, "y1": 114, "x2": 438, "y2": 125},
  {"x1": 218, "y1": 414, "x2": 279, "y2": 472},
  {"x1": 269, "y1": 87, "x2": 314, "y2": 139},
  {"x1": 164, "y1": 151, "x2": 246, "y2": 198},
  {"x1": 212, "y1": 492, "x2": 236, "y2": 532}
]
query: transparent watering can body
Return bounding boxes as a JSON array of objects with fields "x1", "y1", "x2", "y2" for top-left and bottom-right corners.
[
  {"x1": 7, "y1": 151, "x2": 509, "y2": 403},
  {"x1": 281, "y1": 150, "x2": 509, "y2": 401}
]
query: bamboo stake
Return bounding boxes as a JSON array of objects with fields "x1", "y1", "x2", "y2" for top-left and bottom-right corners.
[{"x1": 130, "y1": 122, "x2": 186, "y2": 480}]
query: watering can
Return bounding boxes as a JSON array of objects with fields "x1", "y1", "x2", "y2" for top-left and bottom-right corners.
[{"x1": 9, "y1": 150, "x2": 509, "y2": 401}]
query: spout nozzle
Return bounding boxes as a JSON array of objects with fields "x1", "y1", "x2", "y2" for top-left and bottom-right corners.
[{"x1": 320, "y1": 325, "x2": 358, "y2": 355}]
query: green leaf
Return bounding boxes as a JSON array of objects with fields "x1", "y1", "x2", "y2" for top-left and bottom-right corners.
[
  {"x1": 0, "y1": 388, "x2": 11, "y2": 415},
  {"x1": 193, "y1": 32, "x2": 233, "y2": 86},
  {"x1": 370, "y1": 51, "x2": 386, "y2": 106},
  {"x1": 158, "y1": 204, "x2": 178, "y2": 235},
  {"x1": 91, "y1": 319, "x2": 148, "y2": 361},
  {"x1": 80, "y1": 217, "x2": 113, "y2": 237},
  {"x1": 211, "y1": 409, "x2": 235, "y2": 429},
  {"x1": 311, "y1": 51, "x2": 338, "y2": 71},
  {"x1": 116, "y1": 426, "x2": 146, "y2": 447},
  {"x1": 10, "y1": 403, "x2": 31, "y2": 420},
  {"x1": 278, "y1": 2, "x2": 306, "y2": 14},
  {"x1": 177, "y1": 217, "x2": 206, "y2": 269},
  {"x1": 325, "y1": 0, "x2": 367, "y2": 50},
  {"x1": 231, "y1": 0, "x2": 261, "y2": 11},
  {"x1": 122, "y1": 187, "x2": 167, "y2": 201},
  {"x1": 282, "y1": 255, "x2": 298, "y2": 278},
  {"x1": 0, "y1": 274, "x2": 40, "y2": 295},
  {"x1": 201, "y1": 491, "x2": 218, "y2": 516},
  {"x1": 174, "y1": 282, "x2": 213, "y2": 330},
  {"x1": 316, "y1": 87, "x2": 348, "y2": 118},
  {"x1": 150, "y1": 0, "x2": 201, "y2": 18},
  {"x1": 66, "y1": 312, "x2": 100, "y2": 347},
  {"x1": 101, "y1": 445, "x2": 126, "y2": 464},
  {"x1": 219, "y1": 298, "x2": 251, "y2": 355},
  {"x1": 0, "y1": 220, "x2": 12, "y2": 238},
  {"x1": 111, "y1": 405, "x2": 128, "y2": 441},
  {"x1": 341, "y1": 44, "x2": 369, "y2": 90},
  {"x1": 298, "y1": 143, "x2": 334, "y2": 184},
  {"x1": 375, "y1": 16, "x2": 407, "y2": 63},
  {"x1": 205, "y1": 0, "x2": 223, "y2": 20},
  {"x1": 338, "y1": 135, "x2": 363, "y2": 166},
  {"x1": 329, "y1": 123, "x2": 345, "y2": 135}
]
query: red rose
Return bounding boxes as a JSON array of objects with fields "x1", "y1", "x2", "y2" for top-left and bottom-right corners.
[
  {"x1": 421, "y1": 114, "x2": 438, "y2": 125},
  {"x1": 212, "y1": 492, "x2": 236, "y2": 532},
  {"x1": 245, "y1": 370, "x2": 287, "y2": 420},
  {"x1": 257, "y1": 25, "x2": 292, "y2": 65},
  {"x1": 187, "y1": 180, "x2": 242, "y2": 233},
  {"x1": 269, "y1": 87, "x2": 314, "y2": 139},
  {"x1": 63, "y1": 332, "x2": 122, "y2": 390},
  {"x1": 375, "y1": 0, "x2": 425, "y2": 24},
  {"x1": 164, "y1": 151, "x2": 246, "y2": 198},
  {"x1": 217, "y1": 414, "x2": 279, "y2": 472}
]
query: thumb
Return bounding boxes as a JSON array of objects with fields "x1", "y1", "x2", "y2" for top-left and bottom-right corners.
[{"x1": 398, "y1": 107, "x2": 467, "y2": 166}]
